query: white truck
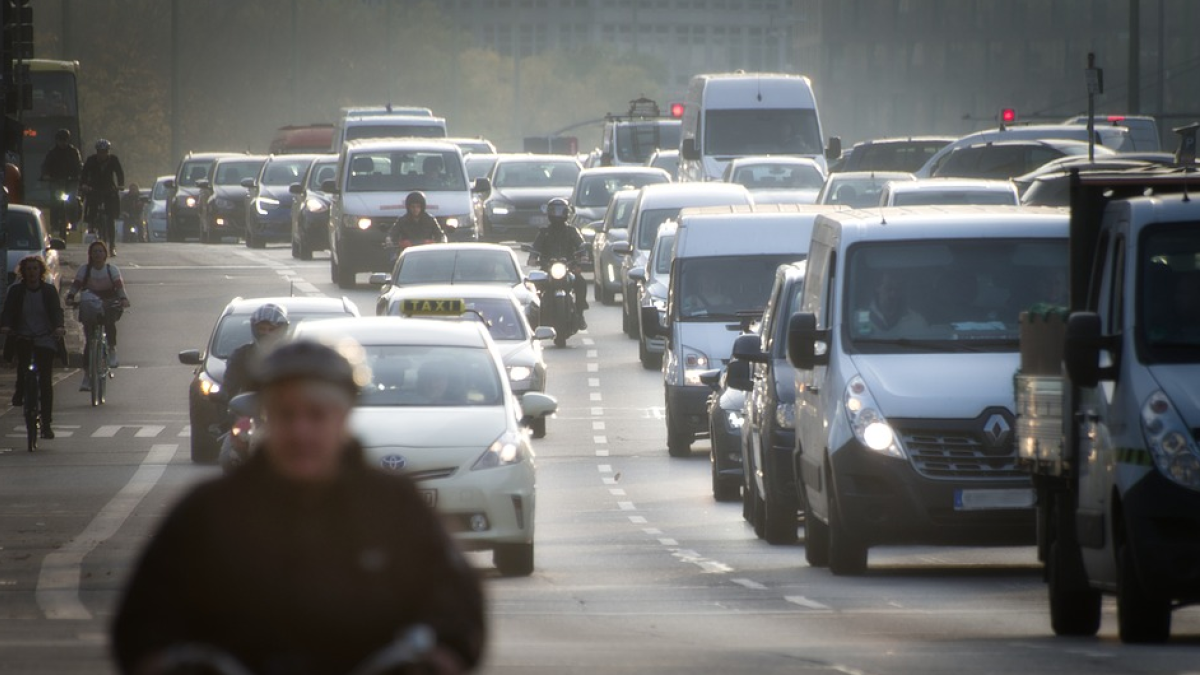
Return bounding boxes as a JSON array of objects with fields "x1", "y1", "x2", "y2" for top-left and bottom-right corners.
[{"x1": 1017, "y1": 172, "x2": 1200, "y2": 643}]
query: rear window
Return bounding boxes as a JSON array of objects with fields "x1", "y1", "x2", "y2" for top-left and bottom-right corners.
[
  {"x1": 849, "y1": 142, "x2": 949, "y2": 173},
  {"x1": 3, "y1": 211, "x2": 41, "y2": 250}
]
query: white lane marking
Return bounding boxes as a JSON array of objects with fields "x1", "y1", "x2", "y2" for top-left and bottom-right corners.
[
  {"x1": 592, "y1": 421, "x2": 606, "y2": 431},
  {"x1": 609, "y1": 488, "x2": 626, "y2": 496},
  {"x1": 590, "y1": 392, "x2": 603, "y2": 401},
  {"x1": 91, "y1": 424, "x2": 164, "y2": 438},
  {"x1": 617, "y1": 501, "x2": 636, "y2": 511},
  {"x1": 92, "y1": 425, "x2": 121, "y2": 438},
  {"x1": 595, "y1": 450, "x2": 609, "y2": 457},
  {"x1": 601, "y1": 477, "x2": 617, "y2": 485},
  {"x1": 593, "y1": 435, "x2": 608, "y2": 444},
  {"x1": 642, "y1": 528, "x2": 662, "y2": 535},
  {"x1": 37, "y1": 443, "x2": 179, "y2": 620},
  {"x1": 134, "y1": 425, "x2": 166, "y2": 438},
  {"x1": 785, "y1": 596, "x2": 832, "y2": 611},
  {"x1": 582, "y1": 338, "x2": 595, "y2": 346},
  {"x1": 586, "y1": 363, "x2": 599, "y2": 373},
  {"x1": 586, "y1": 349, "x2": 598, "y2": 358},
  {"x1": 671, "y1": 549, "x2": 733, "y2": 574},
  {"x1": 598, "y1": 464, "x2": 612, "y2": 473},
  {"x1": 178, "y1": 425, "x2": 191, "y2": 437},
  {"x1": 644, "y1": 407, "x2": 665, "y2": 419},
  {"x1": 658, "y1": 537, "x2": 678, "y2": 546},
  {"x1": 732, "y1": 578, "x2": 768, "y2": 590},
  {"x1": 628, "y1": 515, "x2": 647, "y2": 524},
  {"x1": 588, "y1": 377, "x2": 600, "y2": 387},
  {"x1": 590, "y1": 407, "x2": 604, "y2": 416}
]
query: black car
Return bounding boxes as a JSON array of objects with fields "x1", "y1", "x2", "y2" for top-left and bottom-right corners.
[
  {"x1": 289, "y1": 154, "x2": 338, "y2": 259},
  {"x1": 701, "y1": 363, "x2": 749, "y2": 503},
  {"x1": 481, "y1": 154, "x2": 581, "y2": 241},
  {"x1": 836, "y1": 137, "x2": 954, "y2": 173},
  {"x1": 177, "y1": 296, "x2": 360, "y2": 463},
  {"x1": 196, "y1": 155, "x2": 266, "y2": 243},
  {"x1": 244, "y1": 154, "x2": 321, "y2": 248},
  {"x1": 731, "y1": 261, "x2": 807, "y2": 545},
  {"x1": 166, "y1": 151, "x2": 237, "y2": 242}
]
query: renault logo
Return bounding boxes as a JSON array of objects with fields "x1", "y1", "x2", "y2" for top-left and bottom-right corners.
[
  {"x1": 983, "y1": 414, "x2": 1011, "y2": 447},
  {"x1": 381, "y1": 454, "x2": 406, "y2": 471}
]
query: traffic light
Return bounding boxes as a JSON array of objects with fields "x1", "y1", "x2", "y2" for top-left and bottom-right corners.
[
  {"x1": 3, "y1": 0, "x2": 34, "y2": 61},
  {"x1": 670, "y1": 102, "x2": 685, "y2": 118},
  {"x1": 999, "y1": 108, "x2": 1017, "y2": 125}
]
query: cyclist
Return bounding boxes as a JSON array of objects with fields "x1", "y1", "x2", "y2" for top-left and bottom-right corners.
[
  {"x1": 39, "y1": 129, "x2": 82, "y2": 238},
  {"x1": 79, "y1": 139, "x2": 125, "y2": 254},
  {"x1": 65, "y1": 241, "x2": 130, "y2": 391},
  {"x1": 0, "y1": 256, "x2": 67, "y2": 439},
  {"x1": 222, "y1": 303, "x2": 289, "y2": 406},
  {"x1": 112, "y1": 340, "x2": 486, "y2": 675}
]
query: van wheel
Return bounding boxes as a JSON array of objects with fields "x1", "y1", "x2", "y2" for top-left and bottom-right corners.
[
  {"x1": 828, "y1": 484, "x2": 868, "y2": 576},
  {"x1": 1048, "y1": 539, "x2": 1101, "y2": 636},
  {"x1": 804, "y1": 507, "x2": 830, "y2": 567},
  {"x1": 666, "y1": 412, "x2": 692, "y2": 457},
  {"x1": 763, "y1": 483, "x2": 798, "y2": 545},
  {"x1": 1117, "y1": 544, "x2": 1171, "y2": 643},
  {"x1": 494, "y1": 543, "x2": 534, "y2": 577},
  {"x1": 621, "y1": 298, "x2": 636, "y2": 338}
]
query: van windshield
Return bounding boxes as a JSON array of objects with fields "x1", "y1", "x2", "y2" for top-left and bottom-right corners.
[
  {"x1": 845, "y1": 239, "x2": 1067, "y2": 353},
  {"x1": 346, "y1": 151, "x2": 466, "y2": 193},
  {"x1": 677, "y1": 254, "x2": 802, "y2": 320},
  {"x1": 636, "y1": 208, "x2": 679, "y2": 249},
  {"x1": 704, "y1": 109, "x2": 821, "y2": 157},
  {"x1": 1140, "y1": 224, "x2": 1200, "y2": 363}
]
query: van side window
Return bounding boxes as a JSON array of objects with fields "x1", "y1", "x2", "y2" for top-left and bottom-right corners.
[
  {"x1": 819, "y1": 251, "x2": 837, "y2": 330},
  {"x1": 1086, "y1": 231, "x2": 1110, "y2": 311},
  {"x1": 1107, "y1": 238, "x2": 1126, "y2": 334},
  {"x1": 801, "y1": 243, "x2": 827, "y2": 317}
]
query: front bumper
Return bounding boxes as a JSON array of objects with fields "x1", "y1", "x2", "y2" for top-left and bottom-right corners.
[
  {"x1": 1122, "y1": 471, "x2": 1200, "y2": 602},
  {"x1": 209, "y1": 209, "x2": 246, "y2": 235},
  {"x1": 248, "y1": 209, "x2": 292, "y2": 241},
  {"x1": 334, "y1": 224, "x2": 391, "y2": 274},
  {"x1": 828, "y1": 438, "x2": 1035, "y2": 547},
  {"x1": 666, "y1": 384, "x2": 712, "y2": 435},
  {"x1": 417, "y1": 461, "x2": 537, "y2": 548}
]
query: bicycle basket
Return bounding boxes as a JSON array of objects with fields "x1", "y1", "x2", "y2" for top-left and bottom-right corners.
[{"x1": 78, "y1": 294, "x2": 106, "y2": 326}]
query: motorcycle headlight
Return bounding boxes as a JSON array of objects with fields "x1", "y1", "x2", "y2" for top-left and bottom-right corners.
[
  {"x1": 184, "y1": 196, "x2": 197, "y2": 209},
  {"x1": 305, "y1": 197, "x2": 327, "y2": 213},
  {"x1": 1142, "y1": 390, "x2": 1200, "y2": 491},
  {"x1": 549, "y1": 262, "x2": 568, "y2": 280},
  {"x1": 508, "y1": 366, "x2": 533, "y2": 382},
  {"x1": 254, "y1": 196, "x2": 280, "y2": 215},
  {"x1": 472, "y1": 430, "x2": 525, "y2": 471},
  {"x1": 198, "y1": 371, "x2": 221, "y2": 397},
  {"x1": 775, "y1": 402, "x2": 796, "y2": 430},
  {"x1": 844, "y1": 375, "x2": 904, "y2": 458}
]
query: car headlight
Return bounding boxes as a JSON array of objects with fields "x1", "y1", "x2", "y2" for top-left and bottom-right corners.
[
  {"x1": 305, "y1": 197, "x2": 327, "y2": 213},
  {"x1": 508, "y1": 366, "x2": 533, "y2": 382},
  {"x1": 344, "y1": 215, "x2": 371, "y2": 230},
  {"x1": 444, "y1": 217, "x2": 460, "y2": 228},
  {"x1": 254, "y1": 197, "x2": 280, "y2": 215},
  {"x1": 214, "y1": 197, "x2": 234, "y2": 210},
  {"x1": 1142, "y1": 390, "x2": 1200, "y2": 491},
  {"x1": 184, "y1": 196, "x2": 197, "y2": 209},
  {"x1": 198, "y1": 371, "x2": 221, "y2": 397},
  {"x1": 549, "y1": 262, "x2": 568, "y2": 280},
  {"x1": 356, "y1": 217, "x2": 372, "y2": 230},
  {"x1": 472, "y1": 430, "x2": 525, "y2": 471},
  {"x1": 844, "y1": 375, "x2": 904, "y2": 458},
  {"x1": 775, "y1": 402, "x2": 795, "y2": 430},
  {"x1": 489, "y1": 202, "x2": 512, "y2": 216},
  {"x1": 726, "y1": 410, "x2": 745, "y2": 430},
  {"x1": 683, "y1": 348, "x2": 709, "y2": 386}
]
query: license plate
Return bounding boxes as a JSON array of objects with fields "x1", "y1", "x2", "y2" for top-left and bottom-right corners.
[
  {"x1": 419, "y1": 489, "x2": 437, "y2": 507},
  {"x1": 953, "y1": 488, "x2": 1034, "y2": 511}
]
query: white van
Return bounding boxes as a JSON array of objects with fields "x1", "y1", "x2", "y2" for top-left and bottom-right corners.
[
  {"x1": 916, "y1": 124, "x2": 1133, "y2": 178},
  {"x1": 642, "y1": 204, "x2": 827, "y2": 457},
  {"x1": 786, "y1": 206, "x2": 1068, "y2": 575},
  {"x1": 678, "y1": 72, "x2": 839, "y2": 182},
  {"x1": 332, "y1": 114, "x2": 448, "y2": 152}
]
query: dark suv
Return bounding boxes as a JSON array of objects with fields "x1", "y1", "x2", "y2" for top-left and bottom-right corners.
[
  {"x1": 166, "y1": 152, "x2": 237, "y2": 242},
  {"x1": 244, "y1": 154, "x2": 321, "y2": 248},
  {"x1": 730, "y1": 261, "x2": 807, "y2": 545}
]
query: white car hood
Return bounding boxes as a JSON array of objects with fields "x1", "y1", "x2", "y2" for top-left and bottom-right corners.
[
  {"x1": 343, "y1": 190, "x2": 473, "y2": 217},
  {"x1": 495, "y1": 340, "x2": 536, "y2": 368},
  {"x1": 352, "y1": 405, "x2": 507, "y2": 451},
  {"x1": 1149, "y1": 364, "x2": 1200, "y2": 427},
  {"x1": 851, "y1": 353, "x2": 1019, "y2": 419}
]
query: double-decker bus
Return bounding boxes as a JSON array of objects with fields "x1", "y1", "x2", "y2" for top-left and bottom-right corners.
[{"x1": 21, "y1": 59, "x2": 82, "y2": 210}]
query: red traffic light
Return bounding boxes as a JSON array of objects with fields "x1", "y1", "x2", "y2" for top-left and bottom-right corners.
[
  {"x1": 669, "y1": 102, "x2": 685, "y2": 118},
  {"x1": 1000, "y1": 108, "x2": 1017, "y2": 124}
]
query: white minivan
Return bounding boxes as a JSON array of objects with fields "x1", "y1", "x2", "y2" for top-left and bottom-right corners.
[
  {"x1": 678, "y1": 72, "x2": 840, "y2": 182},
  {"x1": 642, "y1": 204, "x2": 827, "y2": 457},
  {"x1": 786, "y1": 206, "x2": 1068, "y2": 575}
]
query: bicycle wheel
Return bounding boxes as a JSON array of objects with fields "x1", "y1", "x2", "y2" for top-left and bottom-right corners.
[
  {"x1": 89, "y1": 329, "x2": 104, "y2": 407},
  {"x1": 24, "y1": 370, "x2": 39, "y2": 452},
  {"x1": 97, "y1": 333, "x2": 109, "y2": 405}
]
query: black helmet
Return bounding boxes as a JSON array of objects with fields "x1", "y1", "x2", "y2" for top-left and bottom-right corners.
[
  {"x1": 253, "y1": 339, "x2": 370, "y2": 398},
  {"x1": 55, "y1": 129, "x2": 71, "y2": 142},
  {"x1": 405, "y1": 191, "x2": 427, "y2": 209},
  {"x1": 545, "y1": 197, "x2": 571, "y2": 224}
]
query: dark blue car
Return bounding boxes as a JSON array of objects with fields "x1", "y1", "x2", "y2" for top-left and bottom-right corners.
[{"x1": 245, "y1": 154, "x2": 320, "y2": 248}]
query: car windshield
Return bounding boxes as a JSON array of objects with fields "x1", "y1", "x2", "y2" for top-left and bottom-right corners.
[
  {"x1": 636, "y1": 207, "x2": 680, "y2": 249},
  {"x1": 653, "y1": 234, "x2": 675, "y2": 274},
  {"x1": 346, "y1": 150, "x2": 466, "y2": 192},
  {"x1": 360, "y1": 345, "x2": 504, "y2": 407},
  {"x1": 178, "y1": 160, "x2": 214, "y2": 188},
  {"x1": 606, "y1": 196, "x2": 636, "y2": 231},
  {"x1": 2, "y1": 211, "x2": 41, "y2": 250},
  {"x1": 262, "y1": 159, "x2": 313, "y2": 186},
  {"x1": 891, "y1": 189, "x2": 1017, "y2": 207},
  {"x1": 152, "y1": 180, "x2": 171, "y2": 200},
  {"x1": 576, "y1": 173, "x2": 668, "y2": 207},
  {"x1": 210, "y1": 312, "x2": 350, "y2": 360},
  {"x1": 466, "y1": 156, "x2": 498, "y2": 181},
  {"x1": 650, "y1": 153, "x2": 679, "y2": 175},
  {"x1": 822, "y1": 178, "x2": 893, "y2": 208},
  {"x1": 614, "y1": 123, "x2": 682, "y2": 163},
  {"x1": 845, "y1": 239, "x2": 1068, "y2": 353},
  {"x1": 730, "y1": 163, "x2": 824, "y2": 190},
  {"x1": 1140, "y1": 224, "x2": 1200, "y2": 363},
  {"x1": 677, "y1": 254, "x2": 802, "y2": 320},
  {"x1": 214, "y1": 160, "x2": 264, "y2": 186},
  {"x1": 493, "y1": 161, "x2": 580, "y2": 189},
  {"x1": 455, "y1": 141, "x2": 493, "y2": 155},
  {"x1": 704, "y1": 108, "x2": 821, "y2": 157},
  {"x1": 345, "y1": 124, "x2": 445, "y2": 141},
  {"x1": 308, "y1": 161, "x2": 337, "y2": 190},
  {"x1": 394, "y1": 250, "x2": 520, "y2": 285}
]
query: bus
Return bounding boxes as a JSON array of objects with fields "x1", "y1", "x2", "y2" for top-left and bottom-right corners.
[{"x1": 21, "y1": 59, "x2": 82, "y2": 210}]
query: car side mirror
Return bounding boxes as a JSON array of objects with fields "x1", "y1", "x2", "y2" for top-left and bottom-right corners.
[
  {"x1": 533, "y1": 326, "x2": 556, "y2": 341},
  {"x1": 787, "y1": 312, "x2": 827, "y2": 370},
  {"x1": 48, "y1": 237, "x2": 67, "y2": 251},
  {"x1": 1065, "y1": 312, "x2": 1105, "y2": 388},
  {"x1": 288, "y1": 183, "x2": 303, "y2": 195},
  {"x1": 228, "y1": 392, "x2": 259, "y2": 418},
  {"x1": 611, "y1": 241, "x2": 632, "y2": 256},
  {"x1": 731, "y1": 333, "x2": 767, "y2": 363},
  {"x1": 321, "y1": 179, "x2": 339, "y2": 194},
  {"x1": 698, "y1": 368, "x2": 722, "y2": 390},
  {"x1": 640, "y1": 305, "x2": 666, "y2": 339},
  {"x1": 627, "y1": 267, "x2": 646, "y2": 283},
  {"x1": 164, "y1": 179, "x2": 176, "y2": 190},
  {"x1": 178, "y1": 349, "x2": 202, "y2": 366},
  {"x1": 472, "y1": 177, "x2": 492, "y2": 196},
  {"x1": 195, "y1": 179, "x2": 211, "y2": 191},
  {"x1": 825, "y1": 136, "x2": 843, "y2": 161},
  {"x1": 681, "y1": 138, "x2": 700, "y2": 161},
  {"x1": 240, "y1": 178, "x2": 255, "y2": 189},
  {"x1": 367, "y1": 272, "x2": 391, "y2": 286},
  {"x1": 519, "y1": 391, "x2": 558, "y2": 426},
  {"x1": 724, "y1": 359, "x2": 754, "y2": 391}
]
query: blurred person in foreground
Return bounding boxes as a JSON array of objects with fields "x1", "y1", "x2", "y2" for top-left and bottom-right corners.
[{"x1": 111, "y1": 339, "x2": 486, "y2": 675}]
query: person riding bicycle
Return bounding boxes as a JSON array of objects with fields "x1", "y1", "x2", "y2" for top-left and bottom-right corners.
[
  {"x1": 384, "y1": 191, "x2": 447, "y2": 255},
  {"x1": 80, "y1": 139, "x2": 125, "y2": 254},
  {"x1": 39, "y1": 129, "x2": 82, "y2": 238},
  {"x1": 0, "y1": 256, "x2": 67, "y2": 440},
  {"x1": 529, "y1": 197, "x2": 589, "y2": 330},
  {"x1": 65, "y1": 241, "x2": 130, "y2": 391},
  {"x1": 120, "y1": 183, "x2": 144, "y2": 243},
  {"x1": 222, "y1": 303, "x2": 289, "y2": 409},
  {"x1": 112, "y1": 339, "x2": 486, "y2": 675}
]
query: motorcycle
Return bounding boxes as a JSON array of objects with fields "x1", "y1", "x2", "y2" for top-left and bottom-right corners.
[{"x1": 524, "y1": 244, "x2": 585, "y2": 348}]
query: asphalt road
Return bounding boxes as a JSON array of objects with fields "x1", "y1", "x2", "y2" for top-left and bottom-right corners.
[{"x1": 2, "y1": 241, "x2": 1199, "y2": 675}]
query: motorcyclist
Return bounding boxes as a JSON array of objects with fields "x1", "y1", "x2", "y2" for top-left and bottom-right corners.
[
  {"x1": 111, "y1": 339, "x2": 486, "y2": 675},
  {"x1": 79, "y1": 139, "x2": 125, "y2": 254},
  {"x1": 39, "y1": 129, "x2": 82, "y2": 238},
  {"x1": 529, "y1": 197, "x2": 589, "y2": 330},
  {"x1": 385, "y1": 191, "x2": 447, "y2": 256},
  {"x1": 222, "y1": 303, "x2": 290, "y2": 407}
]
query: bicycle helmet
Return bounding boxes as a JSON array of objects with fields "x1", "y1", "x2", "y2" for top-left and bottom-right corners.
[
  {"x1": 253, "y1": 339, "x2": 369, "y2": 398},
  {"x1": 405, "y1": 191, "x2": 427, "y2": 209},
  {"x1": 55, "y1": 129, "x2": 71, "y2": 142},
  {"x1": 545, "y1": 197, "x2": 571, "y2": 224},
  {"x1": 95, "y1": 139, "x2": 111, "y2": 151},
  {"x1": 249, "y1": 303, "x2": 289, "y2": 340}
]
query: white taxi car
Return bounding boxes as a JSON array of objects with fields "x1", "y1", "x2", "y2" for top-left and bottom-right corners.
[{"x1": 291, "y1": 317, "x2": 556, "y2": 576}]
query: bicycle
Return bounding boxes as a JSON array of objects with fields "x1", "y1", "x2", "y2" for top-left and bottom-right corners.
[
  {"x1": 83, "y1": 187, "x2": 119, "y2": 253},
  {"x1": 70, "y1": 293, "x2": 121, "y2": 407},
  {"x1": 8, "y1": 333, "x2": 54, "y2": 452}
]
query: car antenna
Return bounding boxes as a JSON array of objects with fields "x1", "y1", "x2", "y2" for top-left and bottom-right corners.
[{"x1": 756, "y1": 75, "x2": 763, "y2": 103}]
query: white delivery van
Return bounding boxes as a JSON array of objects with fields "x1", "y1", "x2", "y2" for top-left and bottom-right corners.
[
  {"x1": 642, "y1": 204, "x2": 828, "y2": 457},
  {"x1": 786, "y1": 206, "x2": 1069, "y2": 575},
  {"x1": 916, "y1": 124, "x2": 1133, "y2": 178},
  {"x1": 678, "y1": 72, "x2": 840, "y2": 182},
  {"x1": 332, "y1": 114, "x2": 448, "y2": 151}
]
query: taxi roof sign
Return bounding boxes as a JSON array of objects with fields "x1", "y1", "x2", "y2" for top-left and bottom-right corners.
[{"x1": 401, "y1": 298, "x2": 466, "y2": 317}]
